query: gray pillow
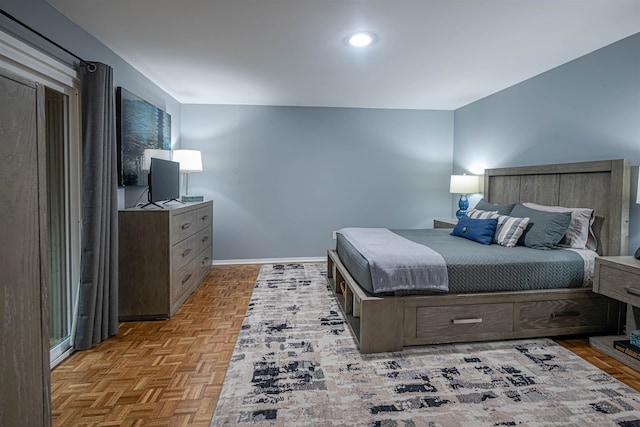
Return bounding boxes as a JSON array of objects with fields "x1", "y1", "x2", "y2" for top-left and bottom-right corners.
[
  {"x1": 522, "y1": 202, "x2": 596, "y2": 251},
  {"x1": 510, "y1": 204, "x2": 572, "y2": 250},
  {"x1": 474, "y1": 199, "x2": 515, "y2": 216}
]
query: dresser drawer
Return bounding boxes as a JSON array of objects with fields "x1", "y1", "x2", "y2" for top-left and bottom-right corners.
[
  {"x1": 518, "y1": 296, "x2": 612, "y2": 331},
  {"x1": 196, "y1": 206, "x2": 212, "y2": 231},
  {"x1": 595, "y1": 263, "x2": 640, "y2": 307},
  {"x1": 415, "y1": 303, "x2": 513, "y2": 338},
  {"x1": 171, "y1": 210, "x2": 197, "y2": 244},
  {"x1": 196, "y1": 246, "x2": 212, "y2": 282},
  {"x1": 171, "y1": 258, "x2": 197, "y2": 302},
  {"x1": 171, "y1": 233, "x2": 198, "y2": 271},
  {"x1": 196, "y1": 226, "x2": 212, "y2": 254}
]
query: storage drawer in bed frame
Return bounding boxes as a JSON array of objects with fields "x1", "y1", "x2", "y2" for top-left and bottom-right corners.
[{"x1": 327, "y1": 249, "x2": 621, "y2": 354}]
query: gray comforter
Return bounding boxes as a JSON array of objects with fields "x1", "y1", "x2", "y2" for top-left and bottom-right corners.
[{"x1": 337, "y1": 228, "x2": 587, "y2": 295}]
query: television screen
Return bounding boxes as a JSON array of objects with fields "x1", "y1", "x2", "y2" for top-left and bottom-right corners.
[{"x1": 149, "y1": 158, "x2": 180, "y2": 204}]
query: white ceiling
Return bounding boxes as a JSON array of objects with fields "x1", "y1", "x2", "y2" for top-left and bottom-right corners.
[{"x1": 48, "y1": 0, "x2": 640, "y2": 110}]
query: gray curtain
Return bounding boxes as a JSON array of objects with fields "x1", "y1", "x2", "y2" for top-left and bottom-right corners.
[{"x1": 74, "y1": 62, "x2": 119, "y2": 350}]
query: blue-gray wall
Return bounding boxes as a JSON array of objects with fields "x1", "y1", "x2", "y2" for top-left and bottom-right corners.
[
  {"x1": 454, "y1": 32, "x2": 640, "y2": 254},
  {"x1": 181, "y1": 105, "x2": 453, "y2": 260}
]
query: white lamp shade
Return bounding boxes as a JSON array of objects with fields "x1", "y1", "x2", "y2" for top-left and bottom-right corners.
[
  {"x1": 449, "y1": 174, "x2": 480, "y2": 194},
  {"x1": 141, "y1": 148, "x2": 171, "y2": 171},
  {"x1": 172, "y1": 149, "x2": 203, "y2": 172}
]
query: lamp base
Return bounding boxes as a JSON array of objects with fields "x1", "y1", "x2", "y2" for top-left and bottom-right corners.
[
  {"x1": 455, "y1": 194, "x2": 469, "y2": 219},
  {"x1": 181, "y1": 195, "x2": 204, "y2": 202}
]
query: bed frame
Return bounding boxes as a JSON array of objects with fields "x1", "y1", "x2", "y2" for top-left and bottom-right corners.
[{"x1": 327, "y1": 159, "x2": 630, "y2": 353}]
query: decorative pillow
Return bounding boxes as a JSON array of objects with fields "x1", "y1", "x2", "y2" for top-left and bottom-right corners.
[
  {"x1": 474, "y1": 199, "x2": 516, "y2": 216},
  {"x1": 450, "y1": 215, "x2": 498, "y2": 245},
  {"x1": 494, "y1": 215, "x2": 530, "y2": 247},
  {"x1": 510, "y1": 204, "x2": 572, "y2": 250},
  {"x1": 466, "y1": 208, "x2": 499, "y2": 219},
  {"x1": 522, "y1": 202, "x2": 596, "y2": 251}
]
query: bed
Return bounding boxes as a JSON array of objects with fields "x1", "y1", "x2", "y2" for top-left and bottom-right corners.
[{"x1": 327, "y1": 159, "x2": 630, "y2": 353}]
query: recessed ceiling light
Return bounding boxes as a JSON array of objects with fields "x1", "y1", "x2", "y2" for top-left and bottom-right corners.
[{"x1": 346, "y1": 32, "x2": 376, "y2": 48}]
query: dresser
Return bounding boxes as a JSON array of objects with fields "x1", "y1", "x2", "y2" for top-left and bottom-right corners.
[
  {"x1": 590, "y1": 256, "x2": 640, "y2": 370},
  {"x1": 118, "y1": 201, "x2": 213, "y2": 320}
]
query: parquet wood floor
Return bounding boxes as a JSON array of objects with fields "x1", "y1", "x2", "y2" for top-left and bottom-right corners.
[
  {"x1": 555, "y1": 337, "x2": 640, "y2": 392},
  {"x1": 51, "y1": 264, "x2": 260, "y2": 427},
  {"x1": 51, "y1": 264, "x2": 640, "y2": 426}
]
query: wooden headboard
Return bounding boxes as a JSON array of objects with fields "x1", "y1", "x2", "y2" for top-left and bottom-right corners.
[{"x1": 484, "y1": 159, "x2": 630, "y2": 256}]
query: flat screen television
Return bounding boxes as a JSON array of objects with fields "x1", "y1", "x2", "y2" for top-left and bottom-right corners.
[{"x1": 142, "y1": 158, "x2": 180, "y2": 208}]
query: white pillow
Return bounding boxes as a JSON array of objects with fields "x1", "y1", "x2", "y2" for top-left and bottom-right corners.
[{"x1": 522, "y1": 202, "x2": 596, "y2": 250}]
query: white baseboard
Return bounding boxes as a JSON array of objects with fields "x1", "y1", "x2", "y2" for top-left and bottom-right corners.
[{"x1": 212, "y1": 256, "x2": 326, "y2": 266}]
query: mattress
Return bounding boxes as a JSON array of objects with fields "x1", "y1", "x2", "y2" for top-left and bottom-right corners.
[{"x1": 336, "y1": 228, "x2": 589, "y2": 295}]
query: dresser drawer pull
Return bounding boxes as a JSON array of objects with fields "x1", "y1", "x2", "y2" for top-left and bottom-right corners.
[
  {"x1": 182, "y1": 248, "x2": 192, "y2": 258},
  {"x1": 201, "y1": 236, "x2": 210, "y2": 243},
  {"x1": 550, "y1": 310, "x2": 580, "y2": 319},
  {"x1": 452, "y1": 318, "x2": 482, "y2": 325},
  {"x1": 181, "y1": 273, "x2": 192, "y2": 284},
  {"x1": 201, "y1": 215, "x2": 209, "y2": 221},
  {"x1": 181, "y1": 223, "x2": 192, "y2": 230},
  {"x1": 625, "y1": 287, "x2": 640, "y2": 297},
  {"x1": 201, "y1": 257, "x2": 210, "y2": 266}
]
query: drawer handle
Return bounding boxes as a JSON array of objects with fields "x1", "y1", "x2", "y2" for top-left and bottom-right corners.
[
  {"x1": 201, "y1": 257, "x2": 210, "y2": 266},
  {"x1": 201, "y1": 236, "x2": 210, "y2": 243},
  {"x1": 182, "y1": 273, "x2": 192, "y2": 284},
  {"x1": 181, "y1": 223, "x2": 192, "y2": 230},
  {"x1": 550, "y1": 310, "x2": 580, "y2": 319},
  {"x1": 452, "y1": 318, "x2": 483, "y2": 325},
  {"x1": 201, "y1": 215, "x2": 209, "y2": 221},
  {"x1": 182, "y1": 248, "x2": 192, "y2": 258},
  {"x1": 625, "y1": 287, "x2": 640, "y2": 297}
]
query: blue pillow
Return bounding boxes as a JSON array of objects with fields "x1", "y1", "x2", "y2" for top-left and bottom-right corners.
[{"x1": 450, "y1": 216, "x2": 498, "y2": 245}]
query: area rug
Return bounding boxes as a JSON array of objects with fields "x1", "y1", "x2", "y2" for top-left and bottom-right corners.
[{"x1": 210, "y1": 263, "x2": 640, "y2": 426}]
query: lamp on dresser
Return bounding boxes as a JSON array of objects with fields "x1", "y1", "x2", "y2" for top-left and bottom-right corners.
[
  {"x1": 450, "y1": 174, "x2": 480, "y2": 219},
  {"x1": 141, "y1": 148, "x2": 171, "y2": 171},
  {"x1": 172, "y1": 149, "x2": 203, "y2": 202}
]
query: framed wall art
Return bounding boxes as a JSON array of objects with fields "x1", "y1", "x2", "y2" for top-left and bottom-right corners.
[{"x1": 116, "y1": 87, "x2": 171, "y2": 186}]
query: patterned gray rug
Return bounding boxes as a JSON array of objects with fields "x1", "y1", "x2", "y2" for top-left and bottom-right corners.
[{"x1": 210, "y1": 263, "x2": 640, "y2": 426}]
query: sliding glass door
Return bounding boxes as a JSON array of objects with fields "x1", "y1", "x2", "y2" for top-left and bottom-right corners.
[
  {"x1": 45, "y1": 86, "x2": 81, "y2": 366},
  {"x1": 0, "y1": 26, "x2": 82, "y2": 371},
  {"x1": 46, "y1": 87, "x2": 69, "y2": 357}
]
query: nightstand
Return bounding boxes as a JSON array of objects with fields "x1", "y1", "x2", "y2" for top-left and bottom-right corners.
[
  {"x1": 433, "y1": 218, "x2": 458, "y2": 229},
  {"x1": 590, "y1": 256, "x2": 640, "y2": 370}
]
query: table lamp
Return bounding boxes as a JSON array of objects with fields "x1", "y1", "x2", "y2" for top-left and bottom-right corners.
[
  {"x1": 172, "y1": 149, "x2": 203, "y2": 202},
  {"x1": 141, "y1": 148, "x2": 171, "y2": 171},
  {"x1": 450, "y1": 174, "x2": 480, "y2": 219}
]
